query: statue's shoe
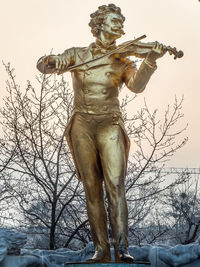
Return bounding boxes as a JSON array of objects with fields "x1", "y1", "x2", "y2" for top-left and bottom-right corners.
[
  {"x1": 86, "y1": 249, "x2": 111, "y2": 263},
  {"x1": 119, "y1": 252, "x2": 134, "y2": 262}
]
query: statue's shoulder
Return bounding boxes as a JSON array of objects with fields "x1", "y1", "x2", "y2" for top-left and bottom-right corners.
[
  {"x1": 62, "y1": 46, "x2": 88, "y2": 63},
  {"x1": 122, "y1": 57, "x2": 137, "y2": 70},
  {"x1": 64, "y1": 46, "x2": 87, "y2": 54}
]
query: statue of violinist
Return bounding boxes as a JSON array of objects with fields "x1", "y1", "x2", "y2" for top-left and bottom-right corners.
[{"x1": 37, "y1": 4, "x2": 183, "y2": 263}]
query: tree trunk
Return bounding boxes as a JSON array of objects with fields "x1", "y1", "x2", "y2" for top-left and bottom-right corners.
[{"x1": 50, "y1": 201, "x2": 57, "y2": 249}]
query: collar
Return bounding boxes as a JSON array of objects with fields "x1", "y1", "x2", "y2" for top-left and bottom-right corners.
[{"x1": 91, "y1": 40, "x2": 117, "y2": 56}]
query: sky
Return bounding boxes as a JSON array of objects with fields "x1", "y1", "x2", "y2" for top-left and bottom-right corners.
[{"x1": 0, "y1": 0, "x2": 200, "y2": 168}]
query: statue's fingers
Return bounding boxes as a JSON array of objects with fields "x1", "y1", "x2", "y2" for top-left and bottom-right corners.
[
  {"x1": 64, "y1": 59, "x2": 68, "y2": 68},
  {"x1": 155, "y1": 43, "x2": 163, "y2": 55},
  {"x1": 152, "y1": 43, "x2": 156, "y2": 50},
  {"x1": 158, "y1": 44, "x2": 164, "y2": 52},
  {"x1": 59, "y1": 58, "x2": 64, "y2": 70},
  {"x1": 61, "y1": 59, "x2": 66, "y2": 70},
  {"x1": 58, "y1": 58, "x2": 62, "y2": 70},
  {"x1": 153, "y1": 41, "x2": 160, "y2": 53},
  {"x1": 154, "y1": 41, "x2": 159, "y2": 50},
  {"x1": 159, "y1": 44, "x2": 167, "y2": 55},
  {"x1": 55, "y1": 58, "x2": 59, "y2": 69}
]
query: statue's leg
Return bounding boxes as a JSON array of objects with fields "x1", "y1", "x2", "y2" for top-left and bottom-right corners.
[
  {"x1": 97, "y1": 119, "x2": 133, "y2": 262},
  {"x1": 70, "y1": 114, "x2": 111, "y2": 262}
]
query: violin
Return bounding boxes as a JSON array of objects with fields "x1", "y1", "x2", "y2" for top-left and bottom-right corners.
[
  {"x1": 116, "y1": 34, "x2": 184, "y2": 60},
  {"x1": 66, "y1": 34, "x2": 183, "y2": 72}
]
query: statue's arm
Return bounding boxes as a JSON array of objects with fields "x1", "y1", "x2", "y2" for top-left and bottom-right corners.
[
  {"x1": 123, "y1": 42, "x2": 166, "y2": 93},
  {"x1": 123, "y1": 59, "x2": 157, "y2": 94},
  {"x1": 36, "y1": 47, "x2": 76, "y2": 74}
]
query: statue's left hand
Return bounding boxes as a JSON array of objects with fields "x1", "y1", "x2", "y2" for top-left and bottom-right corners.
[{"x1": 146, "y1": 42, "x2": 167, "y2": 63}]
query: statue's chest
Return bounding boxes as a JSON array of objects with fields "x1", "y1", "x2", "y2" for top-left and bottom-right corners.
[{"x1": 73, "y1": 54, "x2": 125, "y2": 87}]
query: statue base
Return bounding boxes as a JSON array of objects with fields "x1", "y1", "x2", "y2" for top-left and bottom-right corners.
[{"x1": 65, "y1": 262, "x2": 150, "y2": 267}]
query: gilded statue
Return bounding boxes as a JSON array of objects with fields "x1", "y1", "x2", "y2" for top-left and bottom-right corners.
[{"x1": 37, "y1": 4, "x2": 183, "y2": 263}]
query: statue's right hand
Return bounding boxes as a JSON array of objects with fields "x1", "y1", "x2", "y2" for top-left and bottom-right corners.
[
  {"x1": 55, "y1": 56, "x2": 69, "y2": 72},
  {"x1": 42, "y1": 55, "x2": 69, "y2": 73}
]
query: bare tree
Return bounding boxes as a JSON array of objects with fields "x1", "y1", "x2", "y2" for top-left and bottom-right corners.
[
  {"x1": 0, "y1": 172, "x2": 15, "y2": 226},
  {"x1": 0, "y1": 63, "x2": 88, "y2": 249},
  {"x1": 119, "y1": 95, "x2": 188, "y2": 245},
  {"x1": 0, "y1": 62, "x2": 188, "y2": 249},
  {"x1": 160, "y1": 176, "x2": 200, "y2": 245}
]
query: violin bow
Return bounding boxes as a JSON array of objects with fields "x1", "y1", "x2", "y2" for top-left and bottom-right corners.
[{"x1": 60, "y1": 35, "x2": 147, "y2": 73}]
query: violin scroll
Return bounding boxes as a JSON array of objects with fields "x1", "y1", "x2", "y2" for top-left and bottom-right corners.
[{"x1": 166, "y1": 46, "x2": 184, "y2": 59}]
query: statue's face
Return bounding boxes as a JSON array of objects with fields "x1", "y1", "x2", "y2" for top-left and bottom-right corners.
[{"x1": 102, "y1": 12, "x2": 124, "y2": 40}]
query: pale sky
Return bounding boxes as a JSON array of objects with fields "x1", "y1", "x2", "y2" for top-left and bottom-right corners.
[{"x1": 0, "y1": 0, "x2": 200, "y2": 168}]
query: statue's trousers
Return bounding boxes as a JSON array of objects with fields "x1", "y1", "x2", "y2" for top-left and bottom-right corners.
[{"x1": 65, "y1": 112, "x2": 130, "y2": 259}]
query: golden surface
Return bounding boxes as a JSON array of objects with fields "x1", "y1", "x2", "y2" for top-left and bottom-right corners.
[{"x1": 37, "y1": 4, "x2": 167, "y2": 262}]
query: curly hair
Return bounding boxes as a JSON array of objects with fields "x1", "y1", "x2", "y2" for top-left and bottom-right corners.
[{"x1": 89, "y1": 4, "x2": 125, "y2": 37}]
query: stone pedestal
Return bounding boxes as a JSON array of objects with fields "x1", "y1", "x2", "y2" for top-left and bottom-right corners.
[
  {"x1": 65, "y1": 262, "x2": 150, "y2": 267},
  {"x1": 0, "y1": 255, "x2": 48, "y2": 267}
]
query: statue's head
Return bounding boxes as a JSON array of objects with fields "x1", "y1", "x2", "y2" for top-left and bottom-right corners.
[{"x1": 89, "y1": 4, "x2": 125, "y2": 40}]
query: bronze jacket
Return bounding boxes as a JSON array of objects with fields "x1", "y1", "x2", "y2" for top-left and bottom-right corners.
[{"x1": 37, "y1": 42, "x2": 157, "y2": 115}]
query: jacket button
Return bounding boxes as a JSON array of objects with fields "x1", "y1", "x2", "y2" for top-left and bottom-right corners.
[{"x1": 106, "y1": 72, "x2": 111, "y2": 77}]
